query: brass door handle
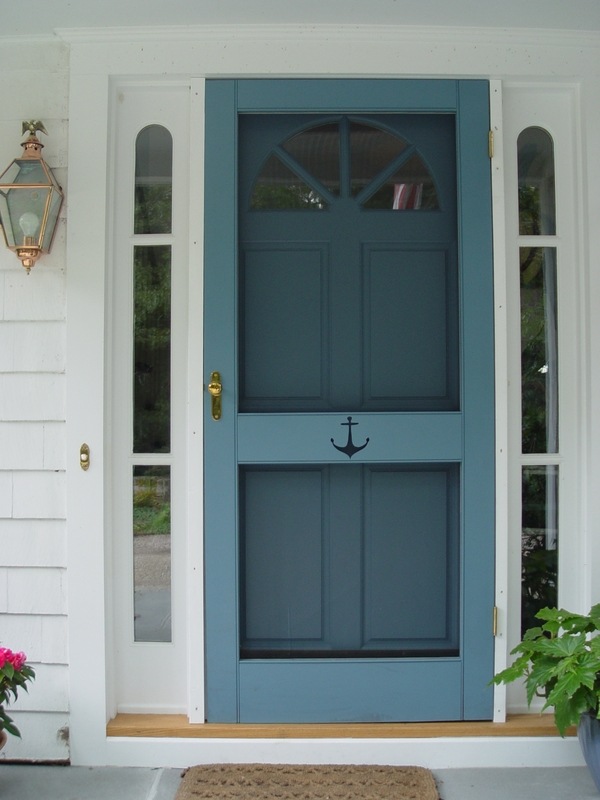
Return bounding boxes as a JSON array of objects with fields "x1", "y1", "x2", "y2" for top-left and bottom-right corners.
[{"x1": 208, "y1": 371, "x2": 222, "y2": 421}]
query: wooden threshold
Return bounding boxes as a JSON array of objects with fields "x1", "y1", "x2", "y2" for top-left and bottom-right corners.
[{"x1": 107, "y1": 713, "x2": 575, "y2": 739}]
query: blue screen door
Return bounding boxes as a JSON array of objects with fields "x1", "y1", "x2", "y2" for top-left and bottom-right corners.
[{"x1": 204, "y1": 80, "x2": 494, "y2": 723}]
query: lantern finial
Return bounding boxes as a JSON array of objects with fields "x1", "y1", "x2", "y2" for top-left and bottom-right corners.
[{"x1": 22, "y1": 120, "x2": 48, "y2": 138}]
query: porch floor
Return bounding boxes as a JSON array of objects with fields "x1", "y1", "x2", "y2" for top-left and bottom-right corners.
[
  {"x1": 107, "y1": 712, "x2": 575, "y2": 739},
  {"x1": 0, "y1": 765, "x2": 597, "y2": 800}
]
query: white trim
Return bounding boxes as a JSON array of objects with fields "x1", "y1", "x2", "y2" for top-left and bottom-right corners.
[
  {"x1": 56, "y1": 23, "x2": 600, "y2": 48},
  {"x1": 100, "y1": 735, "x2": 584, "y2": 770},
  {"x1": 489, "y1": 79, "x2": 509, "y2": 723},
  {"x1": 185, "y1": 77, "x2": 206, "y2": 724}
]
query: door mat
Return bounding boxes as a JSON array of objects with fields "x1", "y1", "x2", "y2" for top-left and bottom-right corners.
[{"x1": 175, "y1": 763, "x2": 439, "y2": 800}]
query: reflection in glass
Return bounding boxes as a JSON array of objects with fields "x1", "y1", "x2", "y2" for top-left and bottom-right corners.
[
  {"x1": 521, "y1": 466, "x2": 558, "y2": 635},
  {"x1": 133, "y1": 246, "x2": 171, "y2": 453},
  {"x1": 350, "y1": 121, "x2": 408, "y2": 196},
  {"x1": 282, "y1": 123, "x2": 340, "y2": 196},
  {"x1": 363, "y1": 154, "x2": 439, "y2": 210},
  {"x1": 520, "y1": 247, "x2": 558, "y2": 453},
  {"x1": 134, "y1": 125, "x2": 173, "y2": 234},
  {"x1": 133, "y1": 466, "x2": 171, "y2": 642},
  {"x1": 250, "y1": 155, "x2": 327, "y2": 210},
  {"x1": 518, "y1": 127, "x2": 556, "y2": 236}
]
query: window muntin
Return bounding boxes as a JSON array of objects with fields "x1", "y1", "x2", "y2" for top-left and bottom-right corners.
[
  {"x1": 249, "y1": 119, "x2": 439, "y2": 211},
  {"x1": 518, "y1": 127, "x2": 559, "y2": 633},
  {"x1": 131, "y1": 125, "x2": 173, "y2": 643}
]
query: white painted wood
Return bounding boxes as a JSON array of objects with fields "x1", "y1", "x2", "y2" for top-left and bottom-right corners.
[
  {"x1": 0, "y1": 569, "x2": 7, "y2": 611},
  {"x1": 0, "y1": 424, "x2": 45, "y2": 470},
  {"x1": 489, "y1": 79, "x2": 509, "y2": 723},
  {"x1": 2, "y1": 270, "x2": 66, "y2": 320},
  {"x1": 6, "y1": 0, "x2": 600, "y2": 37},
  {"x1": 0, "y1": 322, "x2": 66, "y2": 372},
  {"x1": 12, "y1": 471, "x2": 66, "y2": 519},
  {"x1": 6, "y1": 568, "x2": 66, "y2": 615},
  {"x1": 0, "y1": 473, "x2": 12, "y2": 517},
  {"x1": 0, "y1": 612, "x2": 68, "y2": 663},
  {"x1": 10, "y1": 664, "x2": 69, "y2": 712},
  {"x1": 502, "y1": 84, "x2": 584, "y2": 714},
  {"x1": 108, "y1": 83, "x2": 191, "y2": 715},
  {"x1": 65, "y1": 64, "x2": 112, "y2": 765},
  {"x1": 185, "y1": 77, "x2": 206, "y2": 724},
  {"x1": 1, "y1": 712, "x2": 69, "y2": 761},
  {"x1": 0, "y1": 374, "x2": 65, "y2": 420},
  {"x1": 0, "y1": 520, "x2": 66, "y2": 566},
  {"x1": 104, "y1": 735, "x2": 585, "y2": 770}
]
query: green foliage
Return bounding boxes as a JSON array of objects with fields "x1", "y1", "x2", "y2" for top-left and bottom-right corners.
[
  {"x1": 521, "y1": 529, "x2": 557, "y2": 635},
  {"x1": 492, "y1": 605, "x2": 600, "y2": 736}
]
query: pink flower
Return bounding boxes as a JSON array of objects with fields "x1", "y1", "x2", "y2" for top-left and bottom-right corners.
[
  {"x1": 0, "y1": 648, "x2": 11, "y2": 669},
  {"x1": 10, "y1": 652, "x2": 26, "y2": 671}
]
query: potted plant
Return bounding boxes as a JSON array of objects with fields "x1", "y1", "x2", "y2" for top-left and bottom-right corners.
[
  {"x1": 492, "y1": 604, "x2": 600, "y2": 791},
  {"x1": 0, "y1": 647, "x2": 36, "y2": 745}
]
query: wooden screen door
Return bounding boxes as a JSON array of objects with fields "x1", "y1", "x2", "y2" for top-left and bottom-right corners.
[{"x1": 204, "y1": 80, "x2": 495, "y2": 723}]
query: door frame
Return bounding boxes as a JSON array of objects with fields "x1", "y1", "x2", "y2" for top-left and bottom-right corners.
[{"x1": 204, "y1": 78, "x2": 496, "y2": 723}]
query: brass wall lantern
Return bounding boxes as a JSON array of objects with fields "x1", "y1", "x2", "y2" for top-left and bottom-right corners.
[{"x1": 0, "y1": 121, "x2": 64, "y2": 273}]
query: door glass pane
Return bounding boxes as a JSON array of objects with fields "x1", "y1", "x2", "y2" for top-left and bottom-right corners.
[
  {"x1": 240, "y1": 464, "x2": 459, "y2": 659},
  {"x1": 134, "y1": 125, "x2": 173, "y2": 234},
  {"x1": 133, "y1": 465, "x2": 171, "y2": 642},
  {"x1": 349, "y1": 121, "x2": 409, "y2": 197},
  {"x1": 521, "y1": 466, "x2": 558, "y2": 635},
  {"x1": 133, "y1": 245, "x2": 171, "y2": 453},
  {"x1": 520, "y1": 247, "x2": 558, "y2": 453},
  {"x1": 282, "y1": 122, "x2": 340, "y2": 196},
  {"x1": 363, "y1": 154, "x2": 439, "y2": 210},
  {"x1": 250, "y1": 154, "x2": 327, "y2": 210},
  {"x1": 518, "y1": 127, "x2": 556, "y2": 236}
]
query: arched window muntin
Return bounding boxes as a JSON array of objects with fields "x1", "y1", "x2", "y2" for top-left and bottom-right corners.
[{"x1": 248, "y1": 115, "x2": 441, "y2": 212}]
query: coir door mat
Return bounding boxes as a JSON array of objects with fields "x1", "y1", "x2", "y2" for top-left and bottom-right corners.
[{"x1": 175, "y1": 763, "x2": 439, "y2": 800}]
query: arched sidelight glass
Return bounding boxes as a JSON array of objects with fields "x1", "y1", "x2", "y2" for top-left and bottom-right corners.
[
  {"x1": 518, "y1": 127, "x2": 556, "y2": 236},
  {"x1": 518, "y1": 126, "x2": 559, "y2": 635},
  {"x1": 135, "y1": 125, "x2": 173, "y2": 234},
  {"x1": 132, "y1": 125, "x2": 173, "y2": 642},
  {"x1": 249, "y1": 119, "x2": 439, "y2": 212}
]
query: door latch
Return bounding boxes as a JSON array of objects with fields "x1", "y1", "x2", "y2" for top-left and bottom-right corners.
[{"x1": 207, "y1": 371, "x2": 222, "y2": 421}]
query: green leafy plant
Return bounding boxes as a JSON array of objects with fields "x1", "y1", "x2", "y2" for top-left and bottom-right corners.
[
  {"x1": 0, "y1": 648, "x2": 36, "y2": 738},
  {"x1": 492, "y1": 605, "x2": 600, "y2": 736}
]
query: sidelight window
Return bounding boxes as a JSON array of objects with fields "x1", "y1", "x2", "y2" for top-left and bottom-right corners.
[{"x1": 518, "y1": 127, "x2": 559, "y2": 634}]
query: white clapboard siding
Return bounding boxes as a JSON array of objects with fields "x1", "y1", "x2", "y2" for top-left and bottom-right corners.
[
  {"x1": 0, "y1": 40, "x2": 70, "y2": 762},
  {"x1": 0, "y1": 322, "x2": 66, "y2": 372},
  {"x1": 0, "y1": 520, "x2": 66, "y2": 567},
  {"x1": 1, "y1": 712, "x2": 70, "y2": 761}
]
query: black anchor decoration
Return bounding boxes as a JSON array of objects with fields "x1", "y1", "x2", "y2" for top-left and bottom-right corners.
[{"x1": 331, "y1": 416, "x2": 370, "y2": 459}]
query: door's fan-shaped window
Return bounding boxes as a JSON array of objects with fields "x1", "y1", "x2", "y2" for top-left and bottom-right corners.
[
  {"x1": 282, "y1": 122, "x2": 340, "y2": 196},
  {"x1": 249, "y1": 118, "x2": 439, "y2": 211},
  {"x1": 250, "y1": 154, "x2": 327, "y2": 210}
]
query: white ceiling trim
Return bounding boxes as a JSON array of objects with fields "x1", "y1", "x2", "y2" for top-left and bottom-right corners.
[{"x1": 54, "y1": 23, "x2": 600, "y2": 49}]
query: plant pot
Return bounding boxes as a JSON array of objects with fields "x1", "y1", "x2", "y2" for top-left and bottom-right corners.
[{"x1": 578, "y1": 712, "x2": 600, "y2": 792}]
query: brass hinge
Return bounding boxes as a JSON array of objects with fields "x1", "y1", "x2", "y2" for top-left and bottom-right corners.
[
  {"x1": 488, "y1": 130, "x2": 494, "y2": 159},
  {"x1": 492, "y1": 605, "x2": 498, "y2": 637}
]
